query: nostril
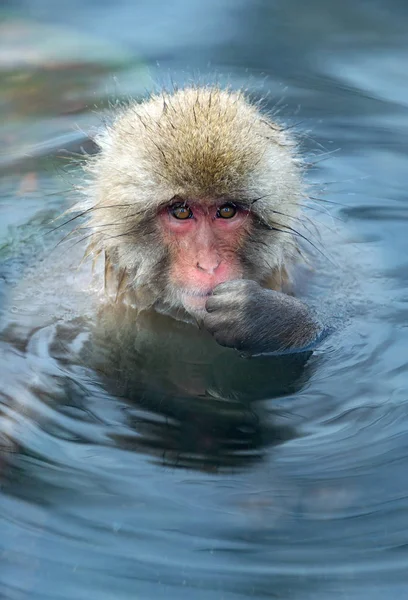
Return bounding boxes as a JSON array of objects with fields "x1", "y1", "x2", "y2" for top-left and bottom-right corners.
[{"x1": 196, "y1": 260, "x2": 220, "y2": 274}]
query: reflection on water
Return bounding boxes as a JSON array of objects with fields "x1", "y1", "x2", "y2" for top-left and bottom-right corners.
[{"x1": 1, "y1": 0, "x2": 408, "y2": 599}]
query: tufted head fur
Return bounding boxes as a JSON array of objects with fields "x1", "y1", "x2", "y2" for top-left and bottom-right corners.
[{"x1": 77, "y1": 86, "x2": 305, "y2": 315}]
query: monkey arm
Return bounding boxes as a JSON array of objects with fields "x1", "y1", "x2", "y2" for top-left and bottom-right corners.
[{"x1": 203, "y1": 280, "x2": 323, "y2": 356}]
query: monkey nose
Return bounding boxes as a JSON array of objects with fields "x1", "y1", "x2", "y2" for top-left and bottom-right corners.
[{"x1": 196, "y1": 258, "x2": 221, "y2": 275}]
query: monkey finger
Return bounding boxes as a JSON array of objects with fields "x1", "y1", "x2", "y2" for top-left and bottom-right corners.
[
  {"x1": 205, "y1": 294, "x2": 229, "y2": 313},
  {"x1": 211, "y1": 280, "x2": 242, "y2": 295},
  {"x1": 204, "y1": 297, "x2": 217, "y2": 313},
  {"x1": 213, "y1": 279, "x2": 259, "y2": 295},
  {"x1": 202, "y1": 311, "x2": 223, "y2": 332}
]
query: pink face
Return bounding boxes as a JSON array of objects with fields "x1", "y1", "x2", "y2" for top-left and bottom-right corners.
[{"x1": 158, "y1": 199, "x2": 250, "y2": 311}]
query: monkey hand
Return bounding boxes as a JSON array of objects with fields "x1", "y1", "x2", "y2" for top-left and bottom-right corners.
[{"x1": 204, "y1": 280, "x2": 321, "y2": 355}]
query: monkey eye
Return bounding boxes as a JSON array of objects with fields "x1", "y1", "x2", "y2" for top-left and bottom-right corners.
[
  {"x1": 217, "y1": 203, "x2": 237, "y2": 219},
  {"x1": 170, "y1": 204, "x2": 193, "y2": 220}
]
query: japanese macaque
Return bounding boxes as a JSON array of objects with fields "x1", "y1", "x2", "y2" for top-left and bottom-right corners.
[
  {"x1": 76, "y1": 86, "x2": 322, "y2": 356},
  {"x1": 0, "y1": 86, "x2": 325, "y2": 470}
]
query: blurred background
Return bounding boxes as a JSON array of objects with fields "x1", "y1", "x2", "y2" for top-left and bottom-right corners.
[
  {"x1": 2, "y1": 0, "x2": 408, "y2": 167},
  {"x1": 1, "y1": 1, "x2": 408, "y2": 600}
]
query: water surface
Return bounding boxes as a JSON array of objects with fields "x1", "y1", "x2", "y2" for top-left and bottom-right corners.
[{"x1": 1, "y1": 1, "x2": 408, "y2": 599}]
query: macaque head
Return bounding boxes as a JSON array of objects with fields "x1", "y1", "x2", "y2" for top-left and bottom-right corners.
[{"x1": 82, "y1": 87, "x2": 303, "y2": 317}]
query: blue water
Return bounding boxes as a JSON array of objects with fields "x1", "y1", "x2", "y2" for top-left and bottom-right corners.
[{"x1": 1, "y1": 1, "x2": 408, "y2": 598}]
